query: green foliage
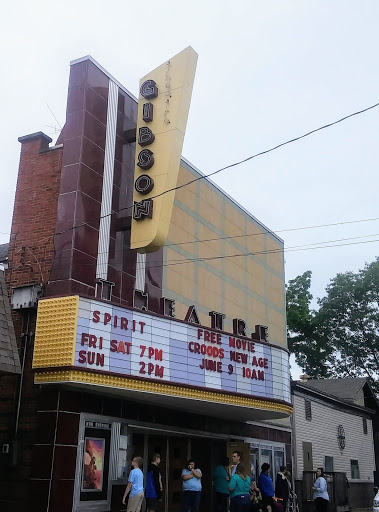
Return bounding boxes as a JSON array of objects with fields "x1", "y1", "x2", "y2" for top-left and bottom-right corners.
[{"x1": 286, "y1": 258, "x2": 379, "y2": 391}]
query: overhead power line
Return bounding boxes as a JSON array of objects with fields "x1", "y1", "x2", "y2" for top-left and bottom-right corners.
[
  {"x1": 4, "y1": 100, "x2": 379, "y2": 247},
  {"x1": 113, "y1": 99, "x2": 379, "y2": 218},
  {"x1": 50, "y1": 233, "x2": 379, "y2": 271}
]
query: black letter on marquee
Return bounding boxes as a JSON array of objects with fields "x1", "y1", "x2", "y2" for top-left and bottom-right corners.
[
  {"x1": 161, "y1": 297, "x2": 176, "y2": 318},
  {"x1": 140, "y1": 80, "x2": 158, "y2": 99},
  {"x1": 251, "y1": 325, "x2": 269, "y2": 343},
  {"x1": 133, "y1": 289, "x2": 149, "y2": 310},
  {"x1": 135, "y1": 175, "x2": 154, "y2": 195},
  {"x1": 133, "y1": 199, "x2": 153, "y2": 220},
  {"x1": 233, "y1": 319, "x2": 247, "y2": 337},
  {"x1": 209, "y1": 311, "x2": 225, "y2": 330},
  {"x1": 137, "y1": 149, "x2": 154, "y2": 170},
  {"x1": 138, "y1": 127, "x2": 155, "y2": 147},
  {"x1": 142, "y1": 102, "x2": 154, "y2": 122}
]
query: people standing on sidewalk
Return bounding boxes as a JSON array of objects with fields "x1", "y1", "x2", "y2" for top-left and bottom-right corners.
[
  {"x1": 229, "y1": 451, "x2": 242, "y2": 479},
  {"x1": 122, "y1": 456, "x2": 144, "y2": 512},
  {"x1": 312, "y1": 468, "x2": 329, "y2": 512},
  {"x1": 258, "y1": 463, "x2": 275, "y2": 511},
  {"x1": 228, "y1": 462, "x2": 251, "y2": 512},
  {"x1": 145, "y1": 453, "x2": 163, "y2": 512},
  {"x1": 213, "y1": 456, "x2": 230, "y2": 512},
  {"x1": 275, "y1": 466, "x2": 290, "y2": 512},
  {"x1": 181, "y1": 459, "x2": 202, "y2": 512}
]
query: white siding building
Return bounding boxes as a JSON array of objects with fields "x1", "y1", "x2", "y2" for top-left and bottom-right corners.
[{"x1": 292, "y1": 378, "x2": 377, "y2": 512}]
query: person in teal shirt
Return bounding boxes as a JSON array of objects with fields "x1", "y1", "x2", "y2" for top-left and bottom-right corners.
[
  {"x1": 229, "y1": 463, "x2": 251, "y2": 512},
  {"x1": 213, "y1": 457, "x2": 230, "y2": 512}
]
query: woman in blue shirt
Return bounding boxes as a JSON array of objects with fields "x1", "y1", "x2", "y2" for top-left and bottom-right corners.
[
  {"x1": 258, "y1": 463, "x2": 274, "y2": 510},
  {"x1": 181, "y1": 459, "x2": 202, "y2": 512},
  {"x1": 228, "y1": 463, "x2": 251, "y2": 512},
  {"x1": 312, "y1": 467, "x2": 329, "y2": 512}
]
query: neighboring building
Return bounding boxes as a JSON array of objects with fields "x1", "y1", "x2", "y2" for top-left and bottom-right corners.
[
  {"x1": 0, "y1": 243, "x2": 9, "y2": 270},
  {"x1": 0, "y1": 55, "x2": 291, "y2": 512},
  {"x1": 292, "y1": 377, "x2": 377, "y2": 512},
  {"x1": 0, "y1": 269, "x2": 20, "y2": 374}
]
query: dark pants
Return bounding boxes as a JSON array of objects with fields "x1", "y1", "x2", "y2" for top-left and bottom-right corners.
[
  {"x1": 215, "y1": 492, "x2": 228, "y2": 512},
  {"x1": 314, "y1": 498, "x2": 328, "y2": 512},
  {"x1": 230, "y1": 493, "x2": 251, "y2": 512},
  {"x1": 182, "y1": 491, "x2": 201, "y2": 512}
]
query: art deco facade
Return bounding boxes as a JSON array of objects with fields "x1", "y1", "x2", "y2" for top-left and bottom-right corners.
[{"x1": 0, "y1": 54, "x2": 291, "y2": 512}]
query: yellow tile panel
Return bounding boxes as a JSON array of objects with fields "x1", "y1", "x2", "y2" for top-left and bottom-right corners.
[
  {"x1": 265, "y1": 236, "x2": 284, "y2": 274},
  {"x1": 170, "y1": 205, "x2": 197, "y2": 240},
  {"x1": 197, "y1": 287, "x2": 223, "y2": 313},
  {"x1": 197, "y1": 267, "x2": 222, "y2": 296},
  {"x1": 246, "y1": 223, "x2": 265, "y2": 261},
  {"x1": 224, "y1": 219, "x2": 245, "y2": 244},
  {"x1": 166, "y1": 223, "x2": 197, "y2": 257},
  {"x1": 223, "y1": 297, "x2": 247, "y2": 321},
  {"x1": 33, "y1": 296, "x2": 79, "y2": 368},
  {"x1": 199, "y1": 182, "x2": 224, "y2": 215},
  {"x1": 266, "y1": 272, "x2": 285, "y2": 309},
  {"x1": 223, "y1": 257, "x2": 245, "y2": 285},
  {"x1": 175, "y1": 187, "x2": 198, "y2": 212},
  {"x1": 224, "y1": 282, "x2": 245, "y2": 309},
  {"x1": 224, "y1": 204, "x2": 245, "y2": 240},
  {"x1": 199, "y1": 183, "x2": 224, "y2": 230},
  {"x1": 247, "y1": 297, "x2": 267, "y2": 326},
  {"x1": 247, "y1": 259, "x2": 265, "y2": 297},
  {"x1": 166, "y1": 268, "x2": 195, "y2": 301},
  {"x1": 165, "y1": 248, "x2": 195, "y2": 279},
  {"x1": 267, "y1": 308, "x2": 286, "y2": 346},
  {"x1": 198, "y1": 242, "x2": 223, "y2": 272}
]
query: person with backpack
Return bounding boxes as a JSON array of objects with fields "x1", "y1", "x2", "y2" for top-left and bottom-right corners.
[{"x1": 145, "y1": 453, "x2": 163, "y2": 512}]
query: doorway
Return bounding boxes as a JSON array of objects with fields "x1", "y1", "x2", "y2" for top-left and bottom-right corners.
[{"x1": 129, "y1": 431, "x2": 227, "y2": 512}]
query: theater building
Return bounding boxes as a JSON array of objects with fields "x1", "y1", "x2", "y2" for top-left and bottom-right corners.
[{"x1": 0, "y1": 50, "x2": 292, "y2": 512}]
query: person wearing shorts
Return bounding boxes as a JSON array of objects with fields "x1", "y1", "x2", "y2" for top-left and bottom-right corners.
[{"x1": 122, "y1": 456, "x2": 144, "y2": 512}]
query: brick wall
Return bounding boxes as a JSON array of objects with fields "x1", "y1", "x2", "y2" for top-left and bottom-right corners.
[
  {"x1": 0, "y1": 132, "x2": 62, "y2": 512},
  {"x1": 6, "y1": 132, "x2": 63, "y2": 293}
]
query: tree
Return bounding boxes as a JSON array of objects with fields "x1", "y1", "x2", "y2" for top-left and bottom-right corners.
[
  {"x1": 286, "y1": 271, "x2": 333, "y2": 379},
  {"x1": 286, "y1": 258, "x2": 379, "y2": 391}
]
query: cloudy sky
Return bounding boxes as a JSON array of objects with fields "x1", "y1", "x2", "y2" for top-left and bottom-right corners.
[{"x1": 2, "y1": 1, "x2": 379, "y2": 376}]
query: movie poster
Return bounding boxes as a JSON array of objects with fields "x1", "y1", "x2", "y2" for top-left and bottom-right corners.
[{"x1": 81, "y1": 437, "x2": 105, "y2": 492}]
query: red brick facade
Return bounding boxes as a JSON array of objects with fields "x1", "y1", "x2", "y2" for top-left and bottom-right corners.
[
  {"x1": 7, "y1": 134, "x2": 62, "y2": 291},
  {"x1": 0, "y1": 133, "x2": 63, "y2": 511}
]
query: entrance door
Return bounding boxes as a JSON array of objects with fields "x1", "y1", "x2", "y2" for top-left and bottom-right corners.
[
  {"x1": 132, "y1": 432, "x2": 226, "y2": 512},
  {"x1": 167, "y1": 436, "x2": 188, "y2": 512}
]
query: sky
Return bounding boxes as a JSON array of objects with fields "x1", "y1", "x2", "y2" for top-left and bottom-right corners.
[{"x1": 2, "y1": 1, "x2": 379, "y2": 378}]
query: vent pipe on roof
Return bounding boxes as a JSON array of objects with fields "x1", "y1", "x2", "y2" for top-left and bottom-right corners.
[{"x1": 300, "y1": 374, "x2": 311, "y2": 382}]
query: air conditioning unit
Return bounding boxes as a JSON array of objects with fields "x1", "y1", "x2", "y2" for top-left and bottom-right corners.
[{"x1": 11, "y1": 284, "x2": 43, "y2": 309}]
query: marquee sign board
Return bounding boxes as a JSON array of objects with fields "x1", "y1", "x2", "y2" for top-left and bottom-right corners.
[
  {"x1": 130, "y1": 47, "x2": 198, "y2": 252},
  {"x1": 33, "y1": 296, "x2": 291, "y2": 408}
]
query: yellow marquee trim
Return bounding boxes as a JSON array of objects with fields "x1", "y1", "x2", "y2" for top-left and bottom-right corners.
[
  {"x1": 34, "y1": 369, "x2": 293, "y2": 415},
  {"x1": 33, "y1": 296, "x2": 79, "y2": 368}
]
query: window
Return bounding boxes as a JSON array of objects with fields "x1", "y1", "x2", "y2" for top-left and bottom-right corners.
[
  {"x1": 325, "y1": 456, "x2": 334, "y2": 472},
  {"x1": 350, "y1": 460, "x2": 360, "y2": 479},
  {"x1": 363, "y1": 418, "x2": 368, "y2": 435},
  {"x1": 250, "y1": 443, "x2": 286, "y2": 480},
  {"x1": 305, "y1": 399, "x2": 312, "y2": 420}
]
